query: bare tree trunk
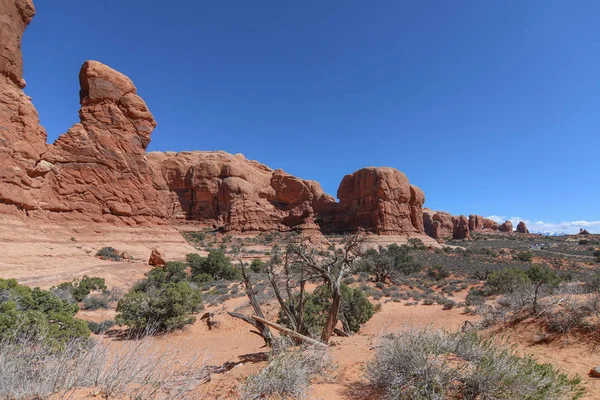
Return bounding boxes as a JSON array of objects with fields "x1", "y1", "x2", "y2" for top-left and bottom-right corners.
[
  {"x1": 236, "y1": 260, "x2": 273, "y2": 346},
  {"x1": 321, "y1": 290, "x2": 341, "y2": 343}
]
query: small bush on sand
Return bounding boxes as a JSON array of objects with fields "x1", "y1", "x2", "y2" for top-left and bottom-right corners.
[
  {"x1": 242, "y1": 342, "x2": 331, "y2": 399},
  {"x1": 367, "y1": 327, "x2": 584, "y2": 400},
  {"x1": 87, "y1": 319, "x2": 115, "y2": 334},
  {"x1": 96, "y1": 247, "x2": 121, "y2": 261},
  {"x1": 116, "y1": 281, "x2": 203, "y2": 333},
  {"x1": 487, "y1": 267, "x2": 531, "y2": 294},
  {"x1": 82, "y1": 293, "x2": 110, "y2": 310},
  {"x1": 187, "y1": 250, "x2": 240, "y2": 281},
  {"x1": 53, "y1": 276, "x2": 107, "y2": 302}
]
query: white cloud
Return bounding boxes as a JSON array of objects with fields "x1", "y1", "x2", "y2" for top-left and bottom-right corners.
[{"x1": 485, "y1": 215, "x2": 600, "y2": 235}]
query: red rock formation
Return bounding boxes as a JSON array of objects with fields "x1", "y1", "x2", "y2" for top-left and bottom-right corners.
[
  {"x1": 483, "y1": 218, "x2": 499, "y2": 231},
  {"x1": 516, "y1": 221, "x2": 529, "y2": 234},
  {"x1": 0, "y1": 0, "x2": 445, "y2": 240},
  {"x1": 468, "y1": 215, "x2": 484, "y2": 231},
  {"x1": 499, "y1": 220, "x2": 513, "y2": 232},
  {"x1": 0, "y1": 0, "x2": 47, "y2": 211},
  {"x1": 148, "y1": 151, "x2": 334, "y2": 232},
  {"x1": 36, "y1": 61, "x2": 167, "y2": 225},
  {"x1": 319, "y1": 167, "x2": 425, "y2": 235},
  {"x1": 453, "y1": 215, "x2": 471, "y2": 240},
  {"x1": 423, "y1": 209, "x2": 453, "y2": 239},
  {"x1": 148, "y1": 248, "x2": 166, "y2": 266}
]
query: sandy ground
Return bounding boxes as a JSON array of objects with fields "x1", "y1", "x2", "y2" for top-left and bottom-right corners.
[
  {"x1": 2, "y1": 215, "x2": 599, "y2": 399},
  {"x1": 0, "y1": 215, "x2": 196, "y2": 289}
]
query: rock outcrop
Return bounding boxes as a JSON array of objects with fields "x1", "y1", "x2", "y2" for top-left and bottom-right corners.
[
  {"x1": 148, "y1": 248, "x2": 166, "y2": 266},
  {"x1": 452, "y1": 215, "x2": 471, "y2": 240},
  {"x1": 423, "y1": 210, "x2": 453, "y2": 239},
  {"x1": 516, "y1": 221, "x2": 529, "y2": 234},
  {"x1": 482, "y1": 218, "x2": 499, "y2": 231},
  {"x1": 468, "y1": 215, "x2": 484, "y2": 231},
  {"x1": 579, "y1": 228, "x2": 590, "y2": 235},
  {"x1": 318, "y1": 167, "x2": 425, "y2": 235},
  {"x1": 0, "y1": 0, "x2": 488, "y2": 242},
  {"x1": 37, "y1": 61, "x2": 167, "y2": 225},
  {"x1": 499, "y1": 220, "x2": 513, "y2": 232},
  {"x1": 148, "y1": 151, "x2": 334, "y2": 232}
]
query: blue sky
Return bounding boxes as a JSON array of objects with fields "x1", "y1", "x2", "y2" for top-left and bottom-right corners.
[{"x1": 21, "y1": 1, "x2": 599, "y2": 233}]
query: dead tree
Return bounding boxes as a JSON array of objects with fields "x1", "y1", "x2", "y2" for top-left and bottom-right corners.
[
  {"x1": 286, "y1": 232, "x2": 363, "y2": 343},
  {"x1": 227, "y1": 260, "x2": 273, "y2": 347}
]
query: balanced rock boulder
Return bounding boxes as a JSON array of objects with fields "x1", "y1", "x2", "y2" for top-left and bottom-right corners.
[
  {"x1": 516, "y1": 221, "x2": 529, "y2": 234},
  {"x1": 453, "y1": 215, "x2": 471, "y2": 240},
  {"x1": 499, "y1": 220, "x2": 513, "y2": 232},
  {"x1": 319, "y1": 167, "x2": 425, "y2": 235}
]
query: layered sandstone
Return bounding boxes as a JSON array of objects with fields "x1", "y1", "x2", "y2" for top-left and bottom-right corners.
[{"x1": 148, "y1": 151, "x2": 334, "y2": 232}]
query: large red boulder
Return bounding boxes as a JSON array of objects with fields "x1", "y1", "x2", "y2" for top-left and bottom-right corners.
[
  {"x1": 499, "y1": 220, "x2": 514, "y2": 232},
  {"x1": 516, "y1": 221, "x2": 529, "y2": 234},
  {"x1": 320, "y1": 167, "x2": 425, "y2": 235}
]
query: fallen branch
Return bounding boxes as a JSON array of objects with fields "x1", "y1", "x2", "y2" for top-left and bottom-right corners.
[
  {"x1": 333, "y1": 328, "x2": 350, "y2": 337},
  {"x1": 251, "y1": 316, "x2": 327, "y2": 348}
]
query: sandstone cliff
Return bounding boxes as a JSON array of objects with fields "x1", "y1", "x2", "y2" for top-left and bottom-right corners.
[{"x1": 0, "y1": 0, "x2": 430, "y2": 236}]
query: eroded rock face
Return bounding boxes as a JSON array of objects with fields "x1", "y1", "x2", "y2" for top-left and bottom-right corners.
[
  {"x1": 468, "y1": 215, "x2": 484, "y2": 231},
  {"x1": 516, "y1": 221, "x2": 529, "y2": 234},
  {"x1": 423, "y1": 209, "x2": 453, "y2": 239},
  {"x1": 148, "y1": 151, "x2": 335, "y2": 232},
  {"x1": 483, "y1": 218, "x2": 499, "y2": 231},
  {"x1": 453, "y1": 215, "x2": 471, "y2": 240},
  {"x1": 319, "y1": 167, "x2": 425, "y2": 235},
  {"x1": 499, "y1": 220, "x2": 514, "y2": 232},
  {"x1": 0, "y1": 0, "x2": 436, "y2": 238},
  {"x1": 36, "y1": 61, "x2": 167, "y2": 225}
]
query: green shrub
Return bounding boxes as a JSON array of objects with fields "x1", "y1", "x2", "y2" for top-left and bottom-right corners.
[
  {"x1": 427, "y1": 264, "x2": 450, "y2": 281},
  {"x1": 96, "y1": 247, "x2": 121, "y2": 261},
  {"x1": 53, "y1": 276, "x2": 107, "y2": 302},
  {"x1": 487, "y1": 267, "x2": 531, "y2": 294},
  {"x1": 116, "y1": 282, "x2": 203, "y2": 333},
  {"x1": 250, "y1": 258, "x2": 265, "y2": 273},
  {"x1": 278, "y1": 284, "x2": 374, "y2": 336},
  {"x1": 87, "y1": 319, "x2": 115, "y2": 334},
  {"x1": 82, "y1": 293, "x2": 110, "y2": 310},
  {"x1": 0, "y1": 278, "x2": 89, "y2": 346},
  {"x1": 187, "y1": 251, "x2": 239, "y2": 281},
  {"x1": 515, "y1": 251, "x2": 534, "y2": 262}
]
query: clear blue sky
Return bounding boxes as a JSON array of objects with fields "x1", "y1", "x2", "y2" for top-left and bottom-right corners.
[{"x1": 21, "y1": 1, "x2": 600, "y2": 232}]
